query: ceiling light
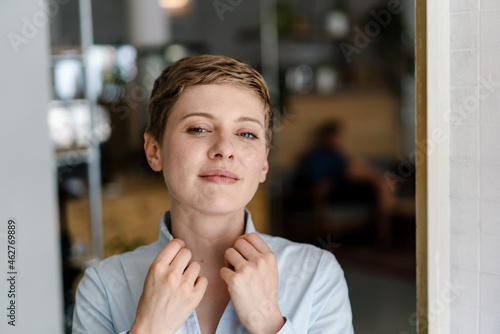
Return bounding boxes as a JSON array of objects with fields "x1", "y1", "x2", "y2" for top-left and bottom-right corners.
[{"x1": 159, "y1": 0, "x2": 190, "y2": 10}]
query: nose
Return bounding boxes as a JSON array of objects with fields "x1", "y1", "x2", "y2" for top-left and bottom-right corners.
[{"x1": 208, "y1": 133, "x2": 235, "y2": 160}]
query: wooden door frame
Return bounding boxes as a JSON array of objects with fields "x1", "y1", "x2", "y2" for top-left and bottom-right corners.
[
  {"x1": 415, "y1": 0, "x2": 427, "y2": 332},
  {"x1": 417, "y1": 0, "x2": 454, "y2": 332}
]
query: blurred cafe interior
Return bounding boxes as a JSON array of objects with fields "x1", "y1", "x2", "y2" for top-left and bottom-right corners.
[{"x1": 48, "y1": 0, "x2": 417, "y2": 332}]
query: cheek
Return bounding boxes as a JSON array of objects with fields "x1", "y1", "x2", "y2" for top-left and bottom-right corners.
[
  {"x1": 241, "y1": 146, "x2": 267, "y2": 175},
  {"x1": 163, "y1": 147, "x2": 193, "y2": 197},
  {"x1": 162, "y1": 138, "x2": 184, "y2": 173},
  {"x1": 164, "y1": 138, "x2": 207, "y2": 180}
]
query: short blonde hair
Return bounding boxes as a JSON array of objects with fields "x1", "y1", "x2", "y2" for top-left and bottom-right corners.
[{"x1": 146, "y1": 55, "x2": 273, "y2": 147}]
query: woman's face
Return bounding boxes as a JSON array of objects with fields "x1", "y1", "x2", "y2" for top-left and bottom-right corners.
[{"x1": 152, "y1": 83, "x2": 269, "y2": 216}]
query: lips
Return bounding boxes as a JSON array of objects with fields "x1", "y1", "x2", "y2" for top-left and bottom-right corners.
[{"x1": 199, "y1": 168, "x2": 240, "y2": 184}]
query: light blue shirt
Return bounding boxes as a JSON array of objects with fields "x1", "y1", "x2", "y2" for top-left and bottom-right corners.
[{"x1": 73, "y1": 210, "x2": 354, "y2": 333}]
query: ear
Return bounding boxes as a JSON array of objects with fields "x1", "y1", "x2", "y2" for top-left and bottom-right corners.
[
  {"x1": 259, "y1": 148, "x2": 270, "y2": 183},
  {"x1": 144, "y1": 133, "x2": 163, "y2": 172}
]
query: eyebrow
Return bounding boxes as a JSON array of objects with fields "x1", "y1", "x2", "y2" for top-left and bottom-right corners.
[
  {"x1": 180, "y1": 113, "x2": 264, "y2": 129},
  {"x1": 235, "y1": 116, "x2": 264, "y2": 129},
  {"x1": 180, "y1": 112, "x2": 215, "y2": 121}
]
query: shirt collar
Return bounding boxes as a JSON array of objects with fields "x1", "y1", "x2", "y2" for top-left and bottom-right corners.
[{"x1": 158, "y1": 208, "x2": 256, "y2": 246}]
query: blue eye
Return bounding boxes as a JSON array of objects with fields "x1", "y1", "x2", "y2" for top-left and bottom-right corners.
[
  {"x1": 240, "y1": 132, "x2": 258, "y2": 139},
  {"x1": 188, "y1": 127, "x2": 207, "y2": 134}
]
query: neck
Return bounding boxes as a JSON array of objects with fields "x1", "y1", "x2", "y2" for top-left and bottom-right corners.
[{"x1": 169, "y1": 203, "x2": 246, "y2": 272}]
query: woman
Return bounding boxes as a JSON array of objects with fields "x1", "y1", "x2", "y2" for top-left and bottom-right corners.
[{"x1": 73, "y1": 55, "x2": 353, "y2": 334}]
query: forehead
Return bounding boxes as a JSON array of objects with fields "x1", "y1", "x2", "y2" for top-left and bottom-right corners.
[{"x1": 171, "y1": 84, "x2": 266, "y2": 120}]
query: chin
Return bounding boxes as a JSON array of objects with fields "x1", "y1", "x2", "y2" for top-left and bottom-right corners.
[{"x1": 191, "y1": 196, "x2": 248, "y2": 216}]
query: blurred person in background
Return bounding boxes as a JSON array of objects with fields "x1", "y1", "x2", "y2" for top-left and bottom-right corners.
[
  {"x1": 72, "y1": 55, "x2": 353, "y2": 334},
  {"x1": 293, "y1": 121, "x2": 394, "y2": 245}
]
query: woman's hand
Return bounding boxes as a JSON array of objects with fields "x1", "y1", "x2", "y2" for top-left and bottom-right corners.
[
  {"x1": 220, "y1": 233, "x2": 284, "y2": 334},
  {"x1": 130, "y1": 239, "x2": 208, "y2": 334}
]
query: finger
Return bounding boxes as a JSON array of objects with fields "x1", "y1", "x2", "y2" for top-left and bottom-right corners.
[
  {"x1": 183, "y1": 261, "x2": 201, "y2": 284},
  {"x1": 224, "y1": 247, "x2": 246, "y2": 270},
  {"x1": 185, "y1": 276, "x2": 207, "y2": 309},
  {"x1": 194, "y1": 276, "x2": 208, "y2": 295},
  {"x1": 219, "y1": 266, "x2": 235, "y2": 284},
  {"x1": 152, "y1": 239, "x2": 185, "y2": 266},
  {"x1": 224, "y1": 255, "x2": 234, "y2": 270},
  {"x1": 233, "y1": 238, "x2": 259, "y2": 261},
  {"x1": 240, "y1": 233, "x2": 271, "y2": 254},
  {"x1": 170, "y1": 247, "x2": 192, "y2": 272}
]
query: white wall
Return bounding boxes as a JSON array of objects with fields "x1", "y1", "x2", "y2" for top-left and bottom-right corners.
[
  {"x1": 427, "y1": 0, "x2": 451, "y2": 332},
  {"x1": 0, "y1": 0, "x2": 63, "y2": 333},
  {"x1": 428, "y1": 0, "x2": 500, "y2": 333}
]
